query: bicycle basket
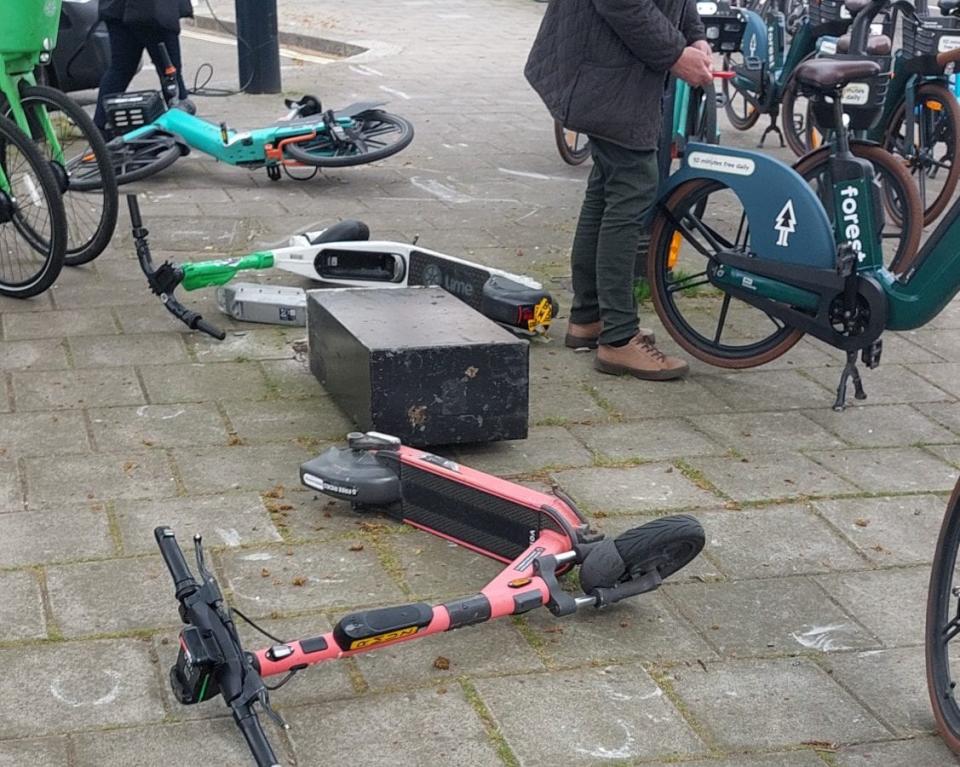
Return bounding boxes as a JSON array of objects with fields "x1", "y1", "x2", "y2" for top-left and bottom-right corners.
[
  {"x1": 809, "y1": 53, "x2": 890, "y2": 131},
  {"x1": 700, "y1": 8, "x2": 748, "y2": 53},
  {"x1": 0, "y1": 0, "x2": 62, "y2": 71},
  {"x1": 903, "y1": 13, "x2": 960, "y2": 57},
  {"x1": 103, "y1": 90, "x2": 166, "y2": 136}
]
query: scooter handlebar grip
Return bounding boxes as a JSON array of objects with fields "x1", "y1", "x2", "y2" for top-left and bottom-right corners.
[
  {"x1": 235, "y1": 706, "x2": 281, "y2": 767},
  {"x1": 195, "y1": 317, "x2": 226, "y2": 340},
  {"x1": 126, "y1": 194, "x2": 142, "y2": 228},
  {"x1": 154, "y1": 527, "x2": 197, "y2": 600}
]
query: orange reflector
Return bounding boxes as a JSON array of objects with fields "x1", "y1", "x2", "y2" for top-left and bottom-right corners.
[
  {"x1": 926, "y1": 100, "x2": 943, "y2": 112},
  {"x1": 508, "y1": 578, "x2": 533, "y2": 588},
  {"x1": 668, "y1": 232, "x2": 682, "y2": 269}
]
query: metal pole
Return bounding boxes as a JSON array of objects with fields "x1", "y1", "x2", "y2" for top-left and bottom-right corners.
[{"x1": 234, "y1": 0, "x2": 282, "y2": 94}]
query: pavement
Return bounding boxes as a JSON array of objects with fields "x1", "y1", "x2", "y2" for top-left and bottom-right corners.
[{"x1": 2, "y1": 0, "x2": 960, "y2": 764}]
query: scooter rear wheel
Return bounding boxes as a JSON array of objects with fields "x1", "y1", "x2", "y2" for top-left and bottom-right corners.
[
  {"x1": 647, "y1": 178, "x2": 805, "y2": 368},
  {"x1": 283, "y1": 110, "x2": 414, "y2": 168},
  {"x1": 112, "y1": 130, "x2": 182, "y2": 186}
]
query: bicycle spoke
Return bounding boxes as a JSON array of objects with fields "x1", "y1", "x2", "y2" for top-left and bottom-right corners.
[{"x1": 713, "y1": 293, "x2": 731, "y2": 344}]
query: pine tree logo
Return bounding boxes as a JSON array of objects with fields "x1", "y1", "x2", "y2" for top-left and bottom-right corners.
[{"x1": 774, "y1": 199, "x2": 796, "y2": 247}]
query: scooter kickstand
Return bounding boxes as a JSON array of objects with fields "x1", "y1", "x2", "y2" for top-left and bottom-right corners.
[
  {"x1": 758, "y1": 118, "x2": 785, "y2": 148},
  {"x1": 833, "y1": 350, "x2": 867, "y2": 411}
]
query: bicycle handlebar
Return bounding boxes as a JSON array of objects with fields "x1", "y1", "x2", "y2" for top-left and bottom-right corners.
[{"x1": 155, "y1": 527, "x2": 198, "y2": 600}]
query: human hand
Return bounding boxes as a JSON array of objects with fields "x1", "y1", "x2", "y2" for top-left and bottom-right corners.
[
  {"x1": 670, "y1": 46, "x2": 713, "y2": 88},
  {"x1": 692, "y1": 39, "x2": 713, "y2": 58}
]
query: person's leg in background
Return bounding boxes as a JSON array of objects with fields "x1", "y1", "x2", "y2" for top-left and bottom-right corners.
[{"x1": 93, "y1": 21, "x2": 146, "y2": 129}]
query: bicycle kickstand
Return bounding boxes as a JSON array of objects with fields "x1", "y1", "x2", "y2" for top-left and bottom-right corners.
[
  {"x1": 758, "y1": 116, "x2": 785, "y2": 148},
  {"x1": 833, "y1": 349, "x2": 867, "y2": 411}
]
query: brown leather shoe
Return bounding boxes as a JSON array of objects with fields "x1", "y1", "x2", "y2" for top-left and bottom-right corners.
[
  {"x1": 594, "y1": 335, "x2": 688, "y2": 380},
  {"x1": 565, "y1": 321, "x2": 655, "y2": 349}
]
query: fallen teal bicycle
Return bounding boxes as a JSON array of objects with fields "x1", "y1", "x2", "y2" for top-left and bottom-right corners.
[{"x1": 103, "y1": 46, "x2": 414, "y2": 185}]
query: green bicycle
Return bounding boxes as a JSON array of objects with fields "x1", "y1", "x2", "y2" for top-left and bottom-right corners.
[{"x1": 1, "y1": 0, "x2": 118, "y2": 267}]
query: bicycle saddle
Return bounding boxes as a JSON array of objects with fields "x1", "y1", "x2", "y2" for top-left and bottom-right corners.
[
  {"x1": 835, "y1": 32, "x2": 892, "y2": 55},
  {"x1": 794, "y1": 58, "x2": 881, "y2": 91},
  {"x1": 843, "y1": 0, "x2": 871, "y2": 13},
  {"x1": 941, "y1": 0, "x2": 960, "y2": 15}
]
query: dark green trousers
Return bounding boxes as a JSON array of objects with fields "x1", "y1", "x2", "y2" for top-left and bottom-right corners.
[{"x1": 569, "y1": 136, "x2": 658, "y2": 346}]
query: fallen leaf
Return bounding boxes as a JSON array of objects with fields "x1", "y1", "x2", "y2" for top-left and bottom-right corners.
[
  {"x1": 260, "y1": 568, "x2": 271, "y2": 578},
  {"x1": 433, "y1": 656, "x2": 451, "y2": 670},
  {"x1": 349, "y1": 543, "x2": 364, "y2": 552},
  {"x1": 291, "y1": 576, "x2": 307, "y2": 587},
  {"x1": 854, "y1": 518, "x2": 870, "y2": 528}
]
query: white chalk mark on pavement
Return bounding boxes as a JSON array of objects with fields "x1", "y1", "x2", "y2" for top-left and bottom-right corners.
[
  {"x1": 791, "y1": 624, "x2": 852, "y2": 652},
  {"x1": 410, "y1": 177, "x2": 473, "y2": 204},
  {"x1": 379, "y1": 85, "x2": 411, "y2": 100},
  {"x1": 350, "y1": 64, "x2": 384, "y2": 76},
  {"x1": 215, "y1": 528, "x2": 243, "y2": 547},
  {"x1": 498, "y1": 167, "x2": 585, "y2": 182},
  {"x1": 50, "y1": 670, "x2": 121, "y2": 708},
  {"x1": 575, "y1": 720, "x2": 636, "y2": 760}
]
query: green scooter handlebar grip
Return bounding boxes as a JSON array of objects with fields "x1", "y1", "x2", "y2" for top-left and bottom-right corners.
[{"x1": 180, "y1": 252, "x2": 275, "y2": 291}]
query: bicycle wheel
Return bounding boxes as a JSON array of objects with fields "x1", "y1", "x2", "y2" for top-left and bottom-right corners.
[
  {"x1": 781, "y1": 69, "x2": 820, "y2": 157},
  {"x1": 793, "y1": 142, "x2": 924, "y2": 275},
  {"x1": 722, "y1": 53, "x2": 761, "y2": 130},
  {"x1": 686, "y1": 83, "x2": 718, "y2": 145},
  {"x1": 112, "y1": 130, "x2": 183, "y2": 186},
  {"x1": 885, "y1": 82, "x2": 960, "y2": 224},
  {"x1": 927, "y1": 481, "x2": 960, "y2": 754},
  {"x1": 647, "y1": 178, "x2": 805, "y2": 367},
  {"x1": 283, "y1": 110, "x2": 414, "y2": 168},
  {"x1": 554, "y1": 120, "x2": 591, "y2": 165},
  {"x1": 9, "y1": 85, "x2": 119, "y2": 266},
  {"x1": 0, "y1": 115, "x2": 67, "y2": 297}
]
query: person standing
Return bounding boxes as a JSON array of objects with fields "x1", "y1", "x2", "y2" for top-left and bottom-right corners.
[
  {"x1": 94, "y1": 0, "x2": 196, "y2": 130},
  {"x1": 525, "y1": 0, "x2": 713, "y2": 381}
]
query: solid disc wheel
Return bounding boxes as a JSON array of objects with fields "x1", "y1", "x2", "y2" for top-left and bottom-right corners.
[
  {"x1": 926, "y1": 482, "x2": 960, "y2": 755},
  {"x1": 0, "y1": 114, "x2": 67, "y2": 297},
  {"x1": 112, "y1": 131, "x2": 182, "y2": 185},
  {"x1": 10, "y1": 85, "x2": 119, "y2": 266},
  {"x1": 885, "y1": 82, "x2": 960, "y2": 224},
  {"x1": 614, "y1": 515, "x2": 705, "y2": 582},
  {"x1": 283, "y1": 110, "x2": 414, "y2": 168},
  {"x1": 722, "y1": 53, "x2": 760, "y2": 131},
  {"x1": 554, "y1": 120, "x2": 591, "y2": 165},
  {"x1": 647, "y1": 178, "x2": 805, "y2": 368},
  {"x1": 793, "y1": 142, "x2": 924, "y2": 275}
]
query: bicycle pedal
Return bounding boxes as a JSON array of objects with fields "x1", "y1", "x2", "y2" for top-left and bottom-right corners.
[{"x1": 861, "y1": 340, "x2": 882, "y2": 369}]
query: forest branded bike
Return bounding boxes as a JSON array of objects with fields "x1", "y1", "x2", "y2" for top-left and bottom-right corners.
[
  {"x1": 644, "y1": 0, "x2": 960, "y2": 410},
  {"x1": 154, "y1": 431, "x2": 705, "y2": 766},
  {"x1": 102, "y1": 45, "x2": 414, "y2": 185}
]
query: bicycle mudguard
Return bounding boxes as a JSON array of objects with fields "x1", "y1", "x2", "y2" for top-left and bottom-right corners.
[
  {"x1": 300, "y1": 433, "x2": 598, "y2": 563},
  {"x1": 332, "y1": 101, "x2": 387, "y2": 118},
  {"x1": 658, "y1": 142, "x2": 837, "y2": 269}
]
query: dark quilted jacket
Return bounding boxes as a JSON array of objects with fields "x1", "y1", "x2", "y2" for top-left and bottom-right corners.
[{"x1": 525, "y1": 0, "x2": 705, "y2": 150}]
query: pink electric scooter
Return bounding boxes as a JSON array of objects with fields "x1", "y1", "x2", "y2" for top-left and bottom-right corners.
[{"x1": 155, "y1": 431, "x2": 705, "y2": 766}]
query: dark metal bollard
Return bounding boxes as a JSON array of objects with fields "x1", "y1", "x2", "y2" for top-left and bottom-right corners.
[{"x1": 235, "y1": 0, "x2": 282, "y2": 94}]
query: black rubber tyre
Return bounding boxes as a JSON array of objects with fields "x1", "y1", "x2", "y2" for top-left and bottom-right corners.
[
  {"x1": 884, "y1": 82, "x2": 960, "y2": 224},
  {"x1": 793, "y1": 142, "x2": 924, "y2": 276},
  {"x1": 926, "y1": 481, "x2": 960, "y2": 755},
  {"x1": 614, "y1": 515, "x2": 705, "y2": 582},
  {"x1": 112, "y1": 130, "x2": 183, "y2": 185},
  {"x1": 780, "y1": 67, "x2": 820, "y2": 158},
  {"x1": 283, "y1": 109, "x2": 414, "y2": 168},
  {"x1": 686, "y1": 82, "x2": 718, "y2": 145},
  {"x1": 0, "y1": 114, "x2": 67, "y2": 297},
  {"x1": 9, "y1": 85, "x2": 119, "y2": 266},
  {"x1": 554, "y1": 120, "x2": 591, "y2": 165},
  {"x1": 647, "y1": 177, "x2": 805, "y2": 368},
  {"x1": 722, "y1": 53, "x2": 761, "y2": 131}
]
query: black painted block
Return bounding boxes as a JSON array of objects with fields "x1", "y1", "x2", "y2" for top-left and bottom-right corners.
[{"x1": 307, "y1": 287, "x2": 529, "y2": 446}]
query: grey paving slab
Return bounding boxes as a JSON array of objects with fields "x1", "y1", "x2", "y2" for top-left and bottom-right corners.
[
  {"x1": 12, "y1": 367, "x2": 145, "y2": 411},
  {"x1": 453, "y1": 425, "x2": 593, "y2": 474},
  {"x1": 0, "y1": 505, "x2": 113, "y2": 566},
  {"x1": 813, "y1": 494, "x2": 949, "y2": 566},
  {"x1": 697, "y1": 506, "x2": 866, "y2": 577},
  {"x1": 807, "y1": 364, "x2": 954, "y2": 405},
  {"x1": 222, "y1": 398, "x2": 351, "y2": 444},
  {"x1": 642, "y1": 753, "x2": 826, "y2": 767},
  {"x1": 69, "y1": 332, "x2": 190, "y2": 368},
  {"x1": 904, "y1": 328, "x2": 960, "y2": 362},
  {"x1": 1, "y1": 308, "x2": 118, "y2": 340},
  {"x1": 570, "y1": 419, "x2": 722, "y2": 462},
  {"x1": 0, "y1": 339, "x2": 69, "y2": 371},
  {"x1": 697, "y1": 370, "x2": 835, "y2": 411},
  {"x1": 0, "y1": 639, "x2": 164, "y2": 738},
  {"x1": 551, "y1": 464, "x2": 720, "y2": 514},
  {"x1": 172, "y1": 443, "x2": 311, "y2": 494},
  {"x1": 817, "y1": 566, "x2": 929, "y2": 646},
  {"x1": 475, "y1": 665, "x2": 705, "y2": 764},
  {"x1": 285, "y1": 687, "x2": 503, "y2": 767},
  {"x1": 139, "y1": 361, "x2": 272, "y2": 403},
  {"x1": 916, "y1": 401, "x2": 960, "y2": 436},
  {"x1": 687, "y1": 452, "x2": 857, "y2": 502},
  {"x1": 822, "y1": 647, "x2": 934, "y2": 736},
  {"x1": 690, "y1": 411, "x2": 847, "y2": 453},
  {"x1": 388, "y1": 532, "x2": 505, "y2": 598},
  {"x1": 23, "y1": 450, "x2": 177, "y2": 506},
  {"x1": 0, "y1": 737, "x2": 68, "y2": 767},
  {"x1": 259, "y1": 358, "x2": 321, "y2": 400},
  {"x1": 927, "y1": 443, "x2": 960, "y2": 471},
  {"x1": 667, "y1": 577, "x2": 879, "y2": 657},
  {"x1": 114, "y1": 492, "x2": 282, "y2": 555},
  {"x1": 0, "y1": 410, "x2": 90, "y2": 458},
  {"x1": 803, "y1": 404, "x2": 958, "y2": 448},
  {"x1": 529, "y1": 377, "x2": 610, "y2": 425},
  {"x1": 219, "y1": 540, "x2": 405, "y2": 615},
  {"x1": 0, "y1": 458, "x2": 21, "y2": 511},
  {"x1": 910, "y1": 363, "x2": 960, "y2": 399},
  {"x1": 71, "y1": 720, "x2": 257, "y2": 765},
  {"x1": 668, "y1": 658, "x2": 888, "y2": 749},
  {"x1": 587, "y1": 374, "x2": 733, "y2": 418},
  {"x1": 45, "y1": 555, "x2": 179, "y2": 637},
  {"x1": 834, "y1": 737, "x2": 960, "y2": 766},
  {"x1": 88, "y1": 402, "x2": 230, "y2": 450},
  {"x1": 811, "y1": 447, "x2": 958, "y2": 494},
  {"x1": 186, "y1": 328, "x2": 300, "y2": 362},
  {"x1": 0, "y1": 291, "x2": 52, "y2": 315},
  {"x1": 874, "y1": 333, "x2": 945, "y2": 365},
  {"x1": 0, "y1": 570, "x2": 45, "y2": 641}
]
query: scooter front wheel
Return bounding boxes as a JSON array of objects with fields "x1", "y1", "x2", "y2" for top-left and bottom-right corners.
[
  {"x1": 283, "y1": 110, "x2": 414, "y2": 168},
  {"x1": 647, "y1": 178, "x2": 804, "y2": 368}
]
